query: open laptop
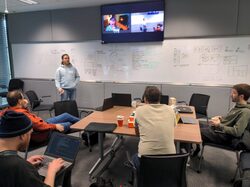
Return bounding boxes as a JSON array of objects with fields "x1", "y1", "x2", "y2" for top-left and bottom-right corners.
[
  {"x1": 95, "y1": 97, "x2": 114, "y2": 111},
  {"x1": 37, "y1": 132, "x2": 81, "y2": 176},
  {"x1": 175, "y1": 106, "x2": 193, "y2": 114},
  {"x1": 176, "y1": 112, "x2": 198, "y2": 124}
]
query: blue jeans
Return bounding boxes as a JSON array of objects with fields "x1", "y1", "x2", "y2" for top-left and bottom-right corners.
[
  {"x1": 61, "y1": 88, "x2": 76, "y2": 101},
  {"x1": 46, "y1": 113, "x2": 80, "y2": 132}
]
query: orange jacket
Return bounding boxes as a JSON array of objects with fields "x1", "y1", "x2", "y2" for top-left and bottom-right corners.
[{"x1": 0, "y1": 106, "x2": 56, "y2": 131}]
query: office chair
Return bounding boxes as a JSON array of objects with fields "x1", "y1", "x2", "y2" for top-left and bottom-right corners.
[
  {"x1": 25, "y1": 90, "x2": 54, "y2": 117},
  {"x1": 53, "y1": 100, "x2": 93, "y2": 150},
  {"x1": 160, "y1": 94, "x2": 169, "y2": 105},
  {"x1": 112, "y1": 93, "x2": 132, "y2": 106},
  {"x1": 138, "y1": 152, "x2": 189, "y2": 187},
  {"x1": 197, "y1": 120, "x2": 250, "y2": 183},
  {"x1": 0, "y1": 78, "x2": 24, "y2": 97},
  {"x1": 189, "y1": 93, "x2": 210, "y2": 121}
]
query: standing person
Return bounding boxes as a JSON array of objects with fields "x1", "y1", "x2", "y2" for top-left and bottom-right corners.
[
  {"x1": 55, "y1": 54, "x2": 80, "y2": 101},
  {"x1": 0, "y1": 111, "x2": 65, "y2": 187},
  {"x1": 132, "y1": 86, "x2": 176, "y2": 171}
]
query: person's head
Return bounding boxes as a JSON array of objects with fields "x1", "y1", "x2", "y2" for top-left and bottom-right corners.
[
  {"x1": 61, "y1": 54, "x2": 70, "y2": 65},
  {"x1": 231, "y1": 83, "x2": 250, "y2": 103},
  {"x1": 109, "y1": 17, "x2": 116, "y2": 26},
  {"x1": 7, "y1": 90, "x2": 28, "y2": 109},
  {"x1": 143, "y1": 86, "x2": 161, "y2": 104},
  {"x1": 0, "y1": 111, "x2": 33, "y2": 151}
]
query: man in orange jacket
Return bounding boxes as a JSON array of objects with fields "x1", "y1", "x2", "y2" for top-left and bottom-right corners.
[{"x1": 0, "y1": 90, "x2": 80, "y2": 142}]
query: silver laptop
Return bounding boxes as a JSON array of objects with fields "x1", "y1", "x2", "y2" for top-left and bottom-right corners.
[{"x1": 38, "y1": 132, "x2": 81, "y2": 176}]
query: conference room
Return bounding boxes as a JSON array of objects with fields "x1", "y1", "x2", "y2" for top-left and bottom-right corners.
[{"x1": 1, "y1": 0, "x2": 250, "y2": 186}]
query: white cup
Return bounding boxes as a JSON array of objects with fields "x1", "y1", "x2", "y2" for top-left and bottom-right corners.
[
  {"x1": 169, "y1": 97, "x2": 176, "y2": 106},
  {"x1": 131, "y1": 100, "x2": 137, "y2": 108}
]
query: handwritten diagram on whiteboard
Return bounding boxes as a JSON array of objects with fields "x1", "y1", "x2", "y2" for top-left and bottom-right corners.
[{"x1": 12, "y1": 37, "x2": 250, "y2": 85}]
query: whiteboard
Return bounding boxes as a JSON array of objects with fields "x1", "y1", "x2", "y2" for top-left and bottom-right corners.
[{"x1": 12, "y1": 37, "x2": 250, "y2": 85}]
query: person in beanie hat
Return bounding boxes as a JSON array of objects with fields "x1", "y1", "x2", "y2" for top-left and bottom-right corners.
[{"x1": 0, "y1": 111, "x2": 64, "y2": 187}]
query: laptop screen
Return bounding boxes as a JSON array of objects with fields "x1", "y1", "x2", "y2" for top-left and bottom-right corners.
[{"x1": 45, "y1": 132, "x2": 81, "y2": 162}]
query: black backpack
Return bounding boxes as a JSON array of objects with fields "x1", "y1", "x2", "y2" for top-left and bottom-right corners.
[{"x1": 89, "y1": 177, "x2": 114, "y2": 187}]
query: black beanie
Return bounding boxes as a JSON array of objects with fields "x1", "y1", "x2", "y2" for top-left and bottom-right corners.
[{"x1": 0, "y1": 111, "x2": 32, "y2": 138}]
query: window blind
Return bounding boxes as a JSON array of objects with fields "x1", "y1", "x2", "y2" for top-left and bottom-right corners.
[{"x1": 0, "y1": 14, "x2": 11, "y2": 92}]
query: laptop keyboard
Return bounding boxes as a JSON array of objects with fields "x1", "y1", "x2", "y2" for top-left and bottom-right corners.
[{"x1": 41, "y1": 157, "x2": 54, "y2": 168}]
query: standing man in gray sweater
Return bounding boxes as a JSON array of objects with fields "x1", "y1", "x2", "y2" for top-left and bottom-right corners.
[{"x1": 55, "y1": 54, "x2": 80, "y2": 101}]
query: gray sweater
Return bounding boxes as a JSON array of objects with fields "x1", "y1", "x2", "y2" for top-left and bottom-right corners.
[{"x1": 55, "y1": 64, "x2": 80, "y2": 89}]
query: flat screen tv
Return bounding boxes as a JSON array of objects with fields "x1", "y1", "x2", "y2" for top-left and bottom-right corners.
[{"x1": 101, "y1": 1, "x2": 165, "y2": 44}]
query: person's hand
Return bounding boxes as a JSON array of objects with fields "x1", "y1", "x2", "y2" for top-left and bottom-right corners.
[
  {"x1": 27, "y1": 155, "x2": 44, "y2": 166},
  {"x1": 58, "y1": 88, "x2": 64, "y2": 95},
  {"x1": 209, "y1": 117, "x2": 221, "y2": 126},
  {"x1": 55, "y1": 124, "x2": 64, "y2": 132},
  {"x1": 47, "y1": 158, "x2": 65, "y2": 174}
]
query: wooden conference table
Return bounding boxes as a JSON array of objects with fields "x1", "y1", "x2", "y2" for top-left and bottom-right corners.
[{"x1": 71, "y1": 106, "x2": 202, "y2": 179}]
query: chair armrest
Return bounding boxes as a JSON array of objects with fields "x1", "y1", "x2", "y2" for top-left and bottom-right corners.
[{"x1": 79, "y1": 109, "x2": 93, "y2": 118}]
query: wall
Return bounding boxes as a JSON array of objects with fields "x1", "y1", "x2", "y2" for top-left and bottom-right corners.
[{"x1": 7, "y1": 0, "x2": 250, "y2": 116}]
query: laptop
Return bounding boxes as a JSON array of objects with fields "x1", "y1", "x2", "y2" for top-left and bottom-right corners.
[
  {"x1": 95, "y1": 97, "x2": 114, "y2": 111},
  {"x1": 176, "y1": 113, "x2": 198, "y2": 124},
  {"x1": 175, "y1": 106, "x2": 193, "y2": 114},
  {"x1": 37, "y1": 132, "x2": 81, "y2": 176}
]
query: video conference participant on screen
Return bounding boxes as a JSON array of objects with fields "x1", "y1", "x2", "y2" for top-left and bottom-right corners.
[{"x1": 105, "y1": 16, "x2": 120, "y2": 32}]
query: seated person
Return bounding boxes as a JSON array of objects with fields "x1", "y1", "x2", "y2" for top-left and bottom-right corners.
[
  {"x1": 0, "y1": 90, "x2": 80, "y2": 142},
  {"x1": 0, "y1": 111, "x2": 65, "y2": 187},
  {"x1": 193, "y1": 83, "x2": 250, "y2": 156},
  {"x1": 132, "y1": 86, "x2": 176, "y2": 171},
  {"x1": 105, "y1": 16, "x2": 120, "y2": 32}
]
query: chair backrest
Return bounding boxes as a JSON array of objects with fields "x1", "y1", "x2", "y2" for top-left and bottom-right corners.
[
  {"x1": 189, "y1": 93, "x2": 210, "y2": 116},
  {"x1": 8, "y1": 79, "x2": 24, "y2": 92},
  {"x1": 160, "y1": 95, "x2": 169, "y2": 105},
  {"x1": 25, "y1": 90, "x2": 40, "y2": 109},
  {"x1": 112, "y1": 93, "x2": 132, "y2": 107},
  {"x1": 53, "y1": 100, "x2": 79, "y2": 118},
  {"x1": 139, "y1": 153, "x2": 189, "y2": 187}
]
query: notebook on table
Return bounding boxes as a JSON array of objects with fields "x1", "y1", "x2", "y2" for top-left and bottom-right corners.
[
  {"x1": 37, "y1": 132, "x2": 81, "y2": 176},
  {"x1": 95, "y1": 97, "x2": 114, "y2": 111}
]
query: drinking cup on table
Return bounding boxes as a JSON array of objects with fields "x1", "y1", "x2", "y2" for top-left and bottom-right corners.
[
  {"x1": 131, "y1": 100, "x2": 137, "y2": 108},
  {"x1": 117, "y1": 115, "x2": 124, "y2": 127},
  {"x1": 169, "y1": 97, "x2": 177, "y2": 106},
  {"x1": 129, "y1": 115, "x2": 135, "y2": 122}
]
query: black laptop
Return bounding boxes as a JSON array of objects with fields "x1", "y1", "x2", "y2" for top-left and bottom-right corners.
[
  {"x1": 95, "y1": 97, "x2": 114, "y2": 111},
  {"x1": 38, "y1": 132, "x2": 81, "y2": 176},
  {"x1": 175, "y1": 106, "x2": 193, "y2": 114}
]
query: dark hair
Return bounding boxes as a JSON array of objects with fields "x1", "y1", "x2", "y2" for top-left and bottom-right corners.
[
  {"x1": 7, "y1": 90, "x2": 23, "y2": 107},
  {"x1": 233, "y1": 84, "x2": 250, "y2": 101},
  {"x1": 61, "y1": 54, "x2": 69, "y2": 65},
  {"x1": 143, "y1": 86, "x2": 161, "y2": 104}
]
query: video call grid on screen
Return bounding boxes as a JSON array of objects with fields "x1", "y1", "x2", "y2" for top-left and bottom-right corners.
[{"x1": 101, "y1": 0, "x2": 165, "y2": 43}]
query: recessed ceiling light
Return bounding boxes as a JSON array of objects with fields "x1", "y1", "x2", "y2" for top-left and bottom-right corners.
[{"x1": 19, "y1": 0, "x2": 38, "y2": 5}]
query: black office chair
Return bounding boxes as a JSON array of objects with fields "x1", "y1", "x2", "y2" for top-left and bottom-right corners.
[
  {"x1": 112, "y1": 93, "x2": 132, "y2": 106},
  {"x1": 160, "y1": 94, "x2": 169, "y2": 105},
  {"x1": 189, "y1": 93, "x2": 210, "y2": 122},
  {"x1": 25, "y1": 90, "x2": 54, "y2": 116},
  {"x1": 53, "y1": 100, "x2": 93, "y2": 150},
  {"x1": 0, "y1": 78, "x2": 24, "y2": 97},
  {"x1": 137, "y1": 152, "x2": 189, "y2": 187}
]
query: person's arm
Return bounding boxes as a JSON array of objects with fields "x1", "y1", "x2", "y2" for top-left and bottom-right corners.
[
  {"x1": 27, "y1": 155, "x2": 44, "y2": 165},
  {"x1": 44, "y1": 158, "x2": 65, "y2": 187},
  {"x1": 55, "y1": 69, "x2": 64, "y2": 94},
  {"x1": 74, "y1": 68, "x2": 80, "y2": 86},
  {"x1": 134, "y1": 119, "x2": 140, "y2": 136},
  {"x1": 222, "y1": 112, "x2": 250, "y2": 137}
]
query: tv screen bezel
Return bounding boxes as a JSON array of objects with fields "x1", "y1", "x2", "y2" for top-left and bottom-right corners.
[{"x1": 101, "y1": 0, "x2": 165, "y2": 44}]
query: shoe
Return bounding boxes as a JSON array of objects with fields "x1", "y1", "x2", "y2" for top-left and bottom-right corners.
[{"x1": 191, "y1": 146, "x2": 200, "y2": 157}]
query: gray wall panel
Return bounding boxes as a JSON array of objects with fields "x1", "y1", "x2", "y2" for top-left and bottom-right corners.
[
  {"x1": 51, "y1": 7, "x2": 100, "y2": 41},
  {"x1": 161, "y1": 84, "x2": 231, "y2": 117},
  {"x1": 165, "y1": 0, "x2": 238, "y2": 38},
  {"x1": 237, "y1": 0, "x2": 250, "y2": 34},
  {"x1": 8, "y1": 11, "x2": 52, "y2": 43}
]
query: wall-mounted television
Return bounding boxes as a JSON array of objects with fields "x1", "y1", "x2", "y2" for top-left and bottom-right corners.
[{"x1": 101, "y1": 1, "x2": 165, "y2": 44}]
